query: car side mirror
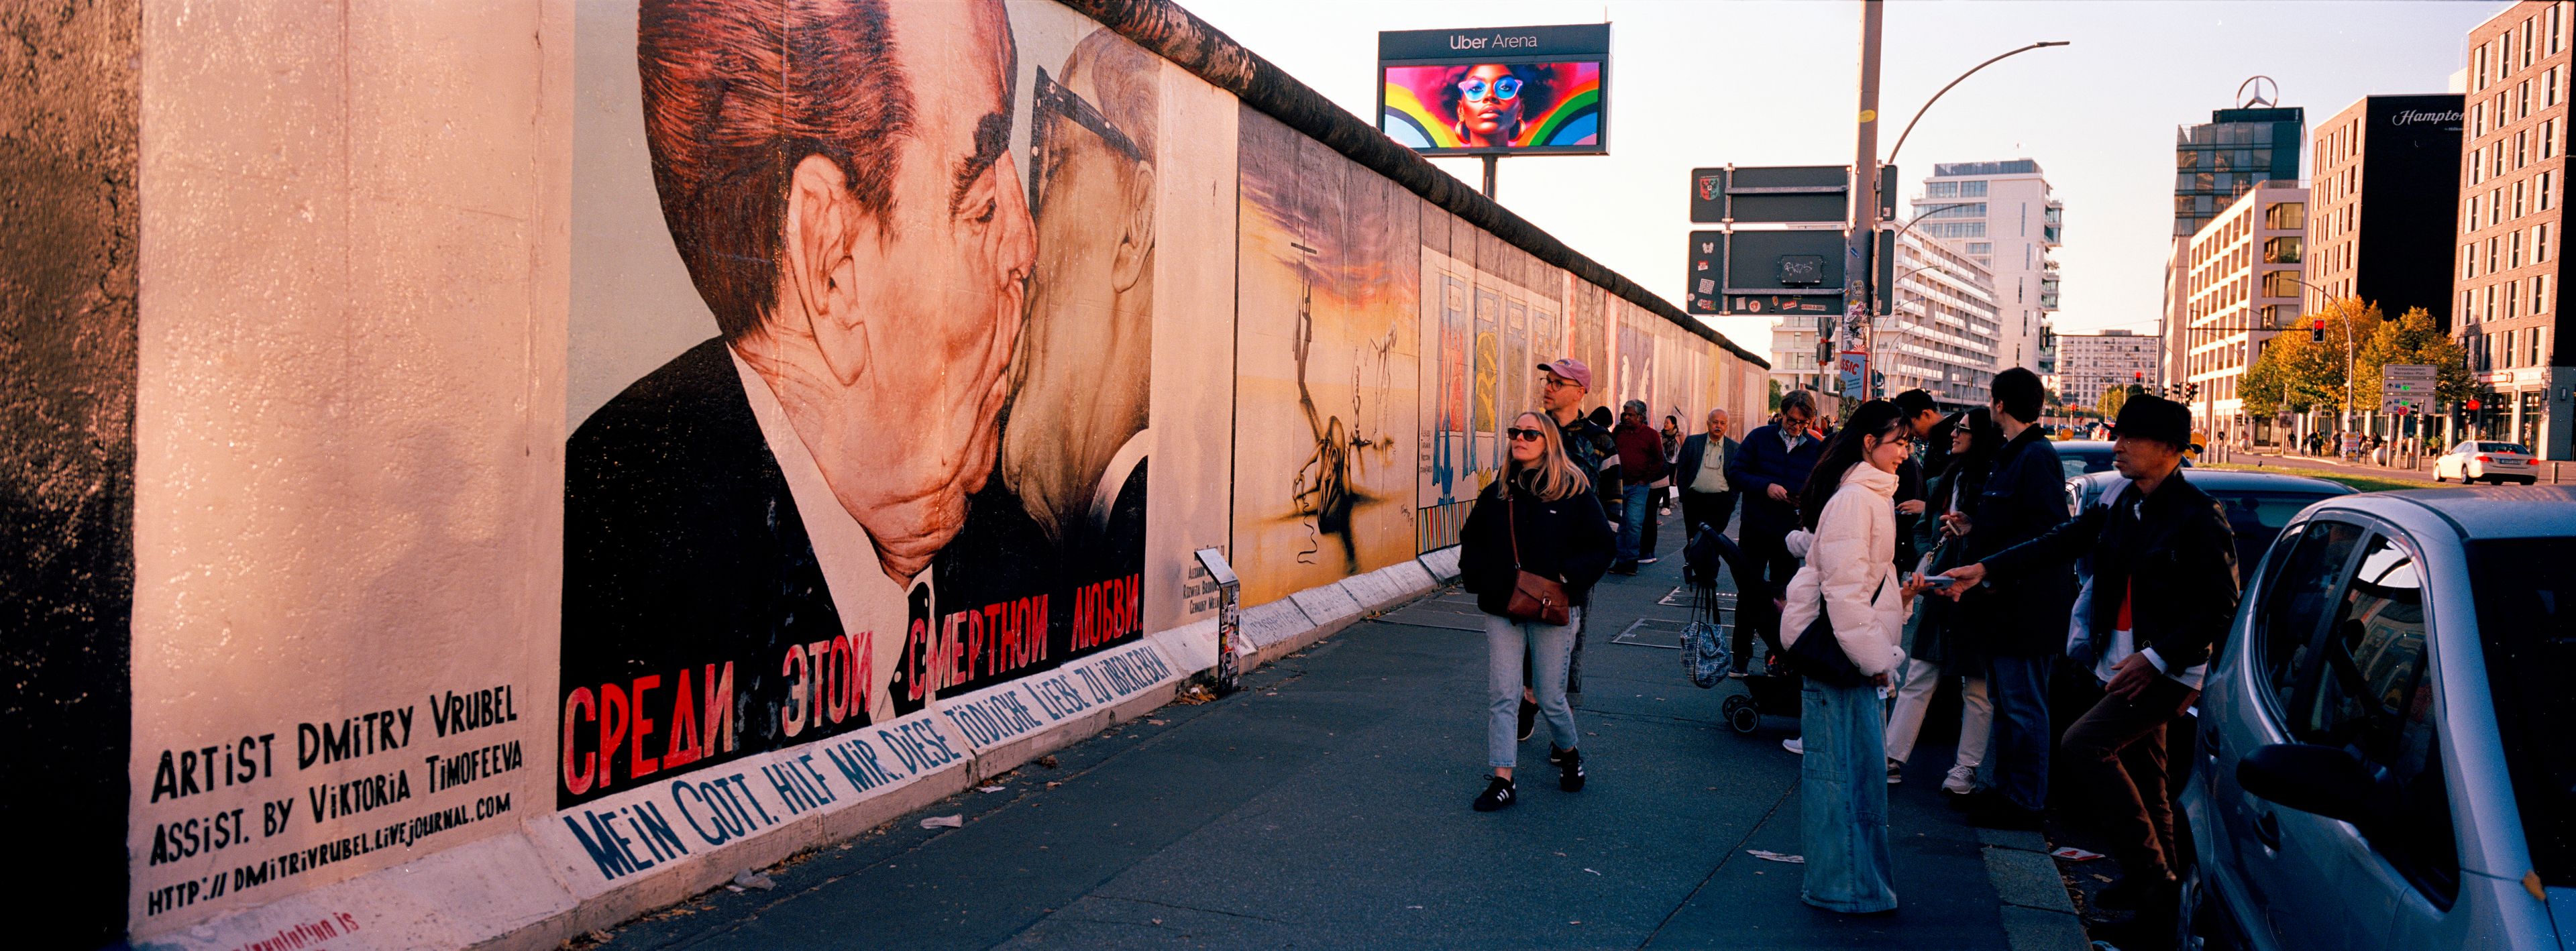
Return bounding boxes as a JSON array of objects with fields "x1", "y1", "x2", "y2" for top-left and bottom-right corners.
[{"x1": 2237, "y1": 742, "x2": 2384, "y2": 828}]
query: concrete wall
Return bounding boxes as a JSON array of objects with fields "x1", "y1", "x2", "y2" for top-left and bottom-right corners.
[{"x1": 0, "y1": 0, "x2": 1768, "y2": 944}]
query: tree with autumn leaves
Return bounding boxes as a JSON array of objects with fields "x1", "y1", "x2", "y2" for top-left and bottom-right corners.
[{"x1": 2241, "y1": 299, "x2": 2469, "y2": 419}]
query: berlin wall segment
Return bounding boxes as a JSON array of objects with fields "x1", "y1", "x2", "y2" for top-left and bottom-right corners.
[{"x1": 85, "y1": 0, "x2": 1770, "y2": 946}]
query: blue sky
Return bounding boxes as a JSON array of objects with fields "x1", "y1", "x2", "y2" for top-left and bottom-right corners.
[{"x1": 1183, "y1": 0, "x2": 2508, "y2": 356}]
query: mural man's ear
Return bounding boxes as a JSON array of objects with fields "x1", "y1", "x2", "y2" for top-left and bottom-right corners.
[
  {"x1": 785, "y1": 153, "x2": 871, "y2": 386},
  {"x1": 1110, "y1": 162, "x2": 1156, "y2": 294}
]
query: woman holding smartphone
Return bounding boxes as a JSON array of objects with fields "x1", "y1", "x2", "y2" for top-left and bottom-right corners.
[
  {"x1": 1884, "y1": 408, "x2": 2002, "y2": 795},
  {"x1": 1778, "y1": 400, "x2": 1925, "y2": 912},
  {"x1": 1457, "y1": 411, "x2": 1616, "y2": 812}
]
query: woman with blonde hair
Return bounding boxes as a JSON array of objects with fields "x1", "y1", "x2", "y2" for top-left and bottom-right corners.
[{"x1": 1457, "y1": 410, "x2": 1617, "y2": 811}]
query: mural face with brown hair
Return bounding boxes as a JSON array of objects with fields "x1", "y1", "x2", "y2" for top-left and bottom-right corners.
[
  {"x1": 730, "y1": 0, "x2": 1037, "y2": 581},
  {"x1": 561, "y1": 0, "x2": 1042, "y2": 806}
]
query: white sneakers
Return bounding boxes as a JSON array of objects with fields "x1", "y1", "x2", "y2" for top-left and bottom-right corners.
[
  {"x1": 1943, "y1": 764, "x2": 1976, "y2": 795},
  {"x1": 1781, "y1": 738, "x2": 1805, "y2": 754}
]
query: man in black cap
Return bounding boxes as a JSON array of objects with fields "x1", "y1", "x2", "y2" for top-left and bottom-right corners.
[{"x1": 1938, "y1": 394, "x2": 2239, "y2": 923}]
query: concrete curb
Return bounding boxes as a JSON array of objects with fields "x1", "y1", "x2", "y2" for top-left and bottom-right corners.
[
  {"x1": 1974, "y1": 825, "x2": 2087, "y2": 950},
  {"x1": 142, "y1": 549, "x2": 1457, "y2": 951}
]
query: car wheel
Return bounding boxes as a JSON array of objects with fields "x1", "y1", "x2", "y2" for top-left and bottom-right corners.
[{"x1": 2174, "y1": 864, "x2": 2240, "y2": 951}]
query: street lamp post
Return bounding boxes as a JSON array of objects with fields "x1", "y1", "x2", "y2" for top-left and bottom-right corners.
[{"x1": 1847, "y1": 29, "x2": 2070, "y2": 401}]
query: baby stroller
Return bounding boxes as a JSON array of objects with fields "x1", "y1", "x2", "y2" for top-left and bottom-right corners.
[{"x1": 1680, "y1": 528, "x2": 1800, "y2": 734}]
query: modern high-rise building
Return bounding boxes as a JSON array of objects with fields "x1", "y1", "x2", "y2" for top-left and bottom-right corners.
[
  {"x1": 2055, "y1": 329, "x2": 2161, "y2": 412},
  {"x1": 1911, "y1": 160, "x2": 2059, "y2": 375},
  {"x1": 2455, "y1": 1, "x2": 2573, "y2": 458},
  {"x1": 2183, "y1": 180, "x2": 2309, "y2": 446},
  {"x1": 2307, "y1": 95, "x2": 2465, "y2": 327},
  {"x1": 1764, "y1": 229, "x2": 2000, "y2": 409},
  {"x1": 2162, "y1": 105, "x2": 2306, "y2": 387},
  {"x1": 1880, "y1": 229, "x2": 2002, "y2": 410}
]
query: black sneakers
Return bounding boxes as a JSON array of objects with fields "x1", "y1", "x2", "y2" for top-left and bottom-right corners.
[
  {"x1": 1517, "y1": 698, "x2": 1538, "y2": 741},
  {"x1": 1472, "y1": 776, "x2": 1517, "y2": 812},
  {"x1": 1550, "y1": 746, "x2": 1586, "y2": 792}
]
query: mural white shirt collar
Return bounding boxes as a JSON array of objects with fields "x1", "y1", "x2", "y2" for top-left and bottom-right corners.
[{"x1": 730, "y1": 346, "x2": 922, "y2": 722}]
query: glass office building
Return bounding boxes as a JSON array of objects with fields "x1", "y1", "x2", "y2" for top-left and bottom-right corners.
[{"x1": 2174, "y1": 107, "x2": 2306, "y2": 236}]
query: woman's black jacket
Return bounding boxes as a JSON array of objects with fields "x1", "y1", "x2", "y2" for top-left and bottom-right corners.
[{"x1": 1457, "y1": 475, "x2": 1617, "y2": 618}]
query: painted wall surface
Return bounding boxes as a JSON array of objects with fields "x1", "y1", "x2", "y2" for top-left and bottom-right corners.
[
  {"x1": 66, "y1": 0, "x2": 1762, "y2": 941},
  {"x1": 126, "y1": 0, "x2": 573, "y2": 934}
]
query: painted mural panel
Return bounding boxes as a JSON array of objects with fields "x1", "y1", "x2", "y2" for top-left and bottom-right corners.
[
  {"x1": 1234, "y1": 109, "x2": 1419, "y2": 605},
  {"x1": 560, "y1": 0, "x2": 1159, "y2": 807},
  {"x1": 1413, "y1": 246, "x2": 1563, "y2": 552}
]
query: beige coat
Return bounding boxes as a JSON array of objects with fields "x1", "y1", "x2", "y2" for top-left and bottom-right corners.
[{"x1": 1778, "y1": 462, "x2": 1909, "y2": 677}]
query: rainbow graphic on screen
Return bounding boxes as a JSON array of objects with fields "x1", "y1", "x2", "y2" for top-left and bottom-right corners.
[{"x1": 1382, "y1": 62, "x2": 1602, "y2": 152}]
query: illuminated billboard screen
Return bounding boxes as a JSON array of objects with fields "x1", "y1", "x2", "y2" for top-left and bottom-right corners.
[{"x1": 1378, "y1": 24, "x2": 1609, "y2": 157}]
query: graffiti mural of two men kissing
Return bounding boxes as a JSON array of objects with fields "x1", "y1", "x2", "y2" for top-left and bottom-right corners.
[{"x1": 560, "y1": 0, "x2": 1153, "y2": 807}]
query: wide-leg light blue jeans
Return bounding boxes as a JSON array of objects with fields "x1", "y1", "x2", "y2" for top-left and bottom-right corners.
[
  {"x1": 1487, "y1": 609, "x2": 1580, "y2": 769},
  {"x1": 1800, "y1": 677, "x2": 1898, "y2": 913}
]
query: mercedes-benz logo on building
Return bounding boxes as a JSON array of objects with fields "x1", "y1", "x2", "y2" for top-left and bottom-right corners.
[{"x1": 2236, "y1": 75, "x2": 2279, "y2": 109}]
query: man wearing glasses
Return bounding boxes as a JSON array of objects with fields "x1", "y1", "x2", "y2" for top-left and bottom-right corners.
[
  {"x1": 989, "y1": 30, "x2": 1157, "y2": 589},
  {"x1": 1725, "y1": 389, "x2": 1826, "y2": 675}
]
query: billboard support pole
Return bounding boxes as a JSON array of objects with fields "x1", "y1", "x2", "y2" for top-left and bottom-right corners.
[
  {"x1": 1481, "y1": 154, "x2": 1499, "y2": 199},
  {"x1": 1846, "y1": 0, "x2": 1884, "y2": 401}
]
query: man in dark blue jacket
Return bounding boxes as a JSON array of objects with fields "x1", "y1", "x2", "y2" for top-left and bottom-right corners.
[
  {"x1": 1940, "y1": 367, "x2": 2073, "y2": 829},
  {"x1": 1724, "y1": 388, "x2": 1824, "y2": 675}
]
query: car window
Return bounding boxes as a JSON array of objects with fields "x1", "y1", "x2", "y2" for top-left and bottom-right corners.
[
  {"x1": 2059, "y1": 453, "x2": 2112, "y2": 480},
  {"x1": 2218, "y1": 491, "x2": 2344, "y2": 570},
  {"x1": 2256, "y1": 520, "x2": 2366, "y2": 716},
  {"x1": 2290, "y1": 533, "x2": 2457, "y2": 901},
  {"x1": 2477, "y1": 442, "x2": 2530, "y2": 454},
  {"x1": 2465, "y1": 537, "x2": 2576, "y2": 889}
]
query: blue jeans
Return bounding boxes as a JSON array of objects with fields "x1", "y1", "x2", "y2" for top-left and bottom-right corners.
[
  {"x1": 1616, "y1": 484, "x2": 1653, "y2": 561},
  {"x1": 1487, "y1": 609, "x2": 1580, "y2": 768},
  {"x1": 1985, "y1": 653, "x2": 2053, "y2": 812},
  {"x1": 1801, "y1": 678, "x2": 1898, "y2": 913}
]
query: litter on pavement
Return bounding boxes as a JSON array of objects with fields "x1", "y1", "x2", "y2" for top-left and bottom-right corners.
[
  {"x1": 919, "y1": 815, "x2": 964, "y2": 829},
  {"x1": 1747, "y1": 850, "x2": 1805, "y2": 864}
]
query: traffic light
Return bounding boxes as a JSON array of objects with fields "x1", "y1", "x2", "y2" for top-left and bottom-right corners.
[
  {"x1": 2184, "y1": 382, "x2": 2198, "y2": 400},
  {"x1": 2467, "y1": 397, "x2": 2483, "y2": 412},
  {"x1": 2311, "y1": 319, "x2": 2325, "y2": 343}
]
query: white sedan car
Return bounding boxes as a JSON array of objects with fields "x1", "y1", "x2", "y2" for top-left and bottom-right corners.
[{"x1": 2432, "y1": 440, "x2": 2540, "y2": 485}]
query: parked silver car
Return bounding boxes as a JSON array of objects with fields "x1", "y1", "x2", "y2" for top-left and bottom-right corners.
[{"x1": 2180, "y1": 486, "x2": 2576, "y2": 950}]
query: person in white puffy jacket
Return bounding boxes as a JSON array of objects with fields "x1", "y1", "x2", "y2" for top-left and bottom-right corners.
[{"x1": 1773, "y1": 400, "x2": 1925, "y2": 914}]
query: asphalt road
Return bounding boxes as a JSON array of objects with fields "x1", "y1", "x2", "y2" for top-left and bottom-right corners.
[{"x1": 596, "y1": 512, "x2": 2087, "y2": 950}]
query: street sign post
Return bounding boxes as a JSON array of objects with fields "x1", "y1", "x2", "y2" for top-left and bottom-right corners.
[{"x1": 2381, "y1": 363, "x2": 2436, "y2": 414}]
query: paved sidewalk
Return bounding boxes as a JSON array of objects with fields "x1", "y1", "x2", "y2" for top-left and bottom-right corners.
[{"x1": 595, "y1": 516, "x2": 2086, "y2": 950}]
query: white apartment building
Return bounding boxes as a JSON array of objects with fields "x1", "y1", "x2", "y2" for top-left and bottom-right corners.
[
  {"x1": 2055, "y1": 329, "x2": 2161, "y2": 410},
  {"x1": 1767, "y1": 229, "x2": 2000, "y2": 409},
  {"x1": 1912, "y1": 160, "x2": 2061, "y2": 374},
  {"x1": 2182, "y1": 179, "x2": 2310, "y2": 446}
]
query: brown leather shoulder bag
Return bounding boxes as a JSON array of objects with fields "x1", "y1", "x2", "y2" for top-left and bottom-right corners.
[{"x1": 1504, "y1": 494, "x2": 1572, "y2": 626}]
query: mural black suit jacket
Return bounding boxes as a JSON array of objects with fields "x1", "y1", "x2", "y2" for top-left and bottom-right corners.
[{"x1": 561, "y1": 337, "x2": 854, "y2": 805}]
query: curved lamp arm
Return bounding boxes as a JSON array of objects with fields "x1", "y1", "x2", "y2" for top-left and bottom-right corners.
[{"x1": 1886, "y1": 41, "x2": 2072, "y2": 166}]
